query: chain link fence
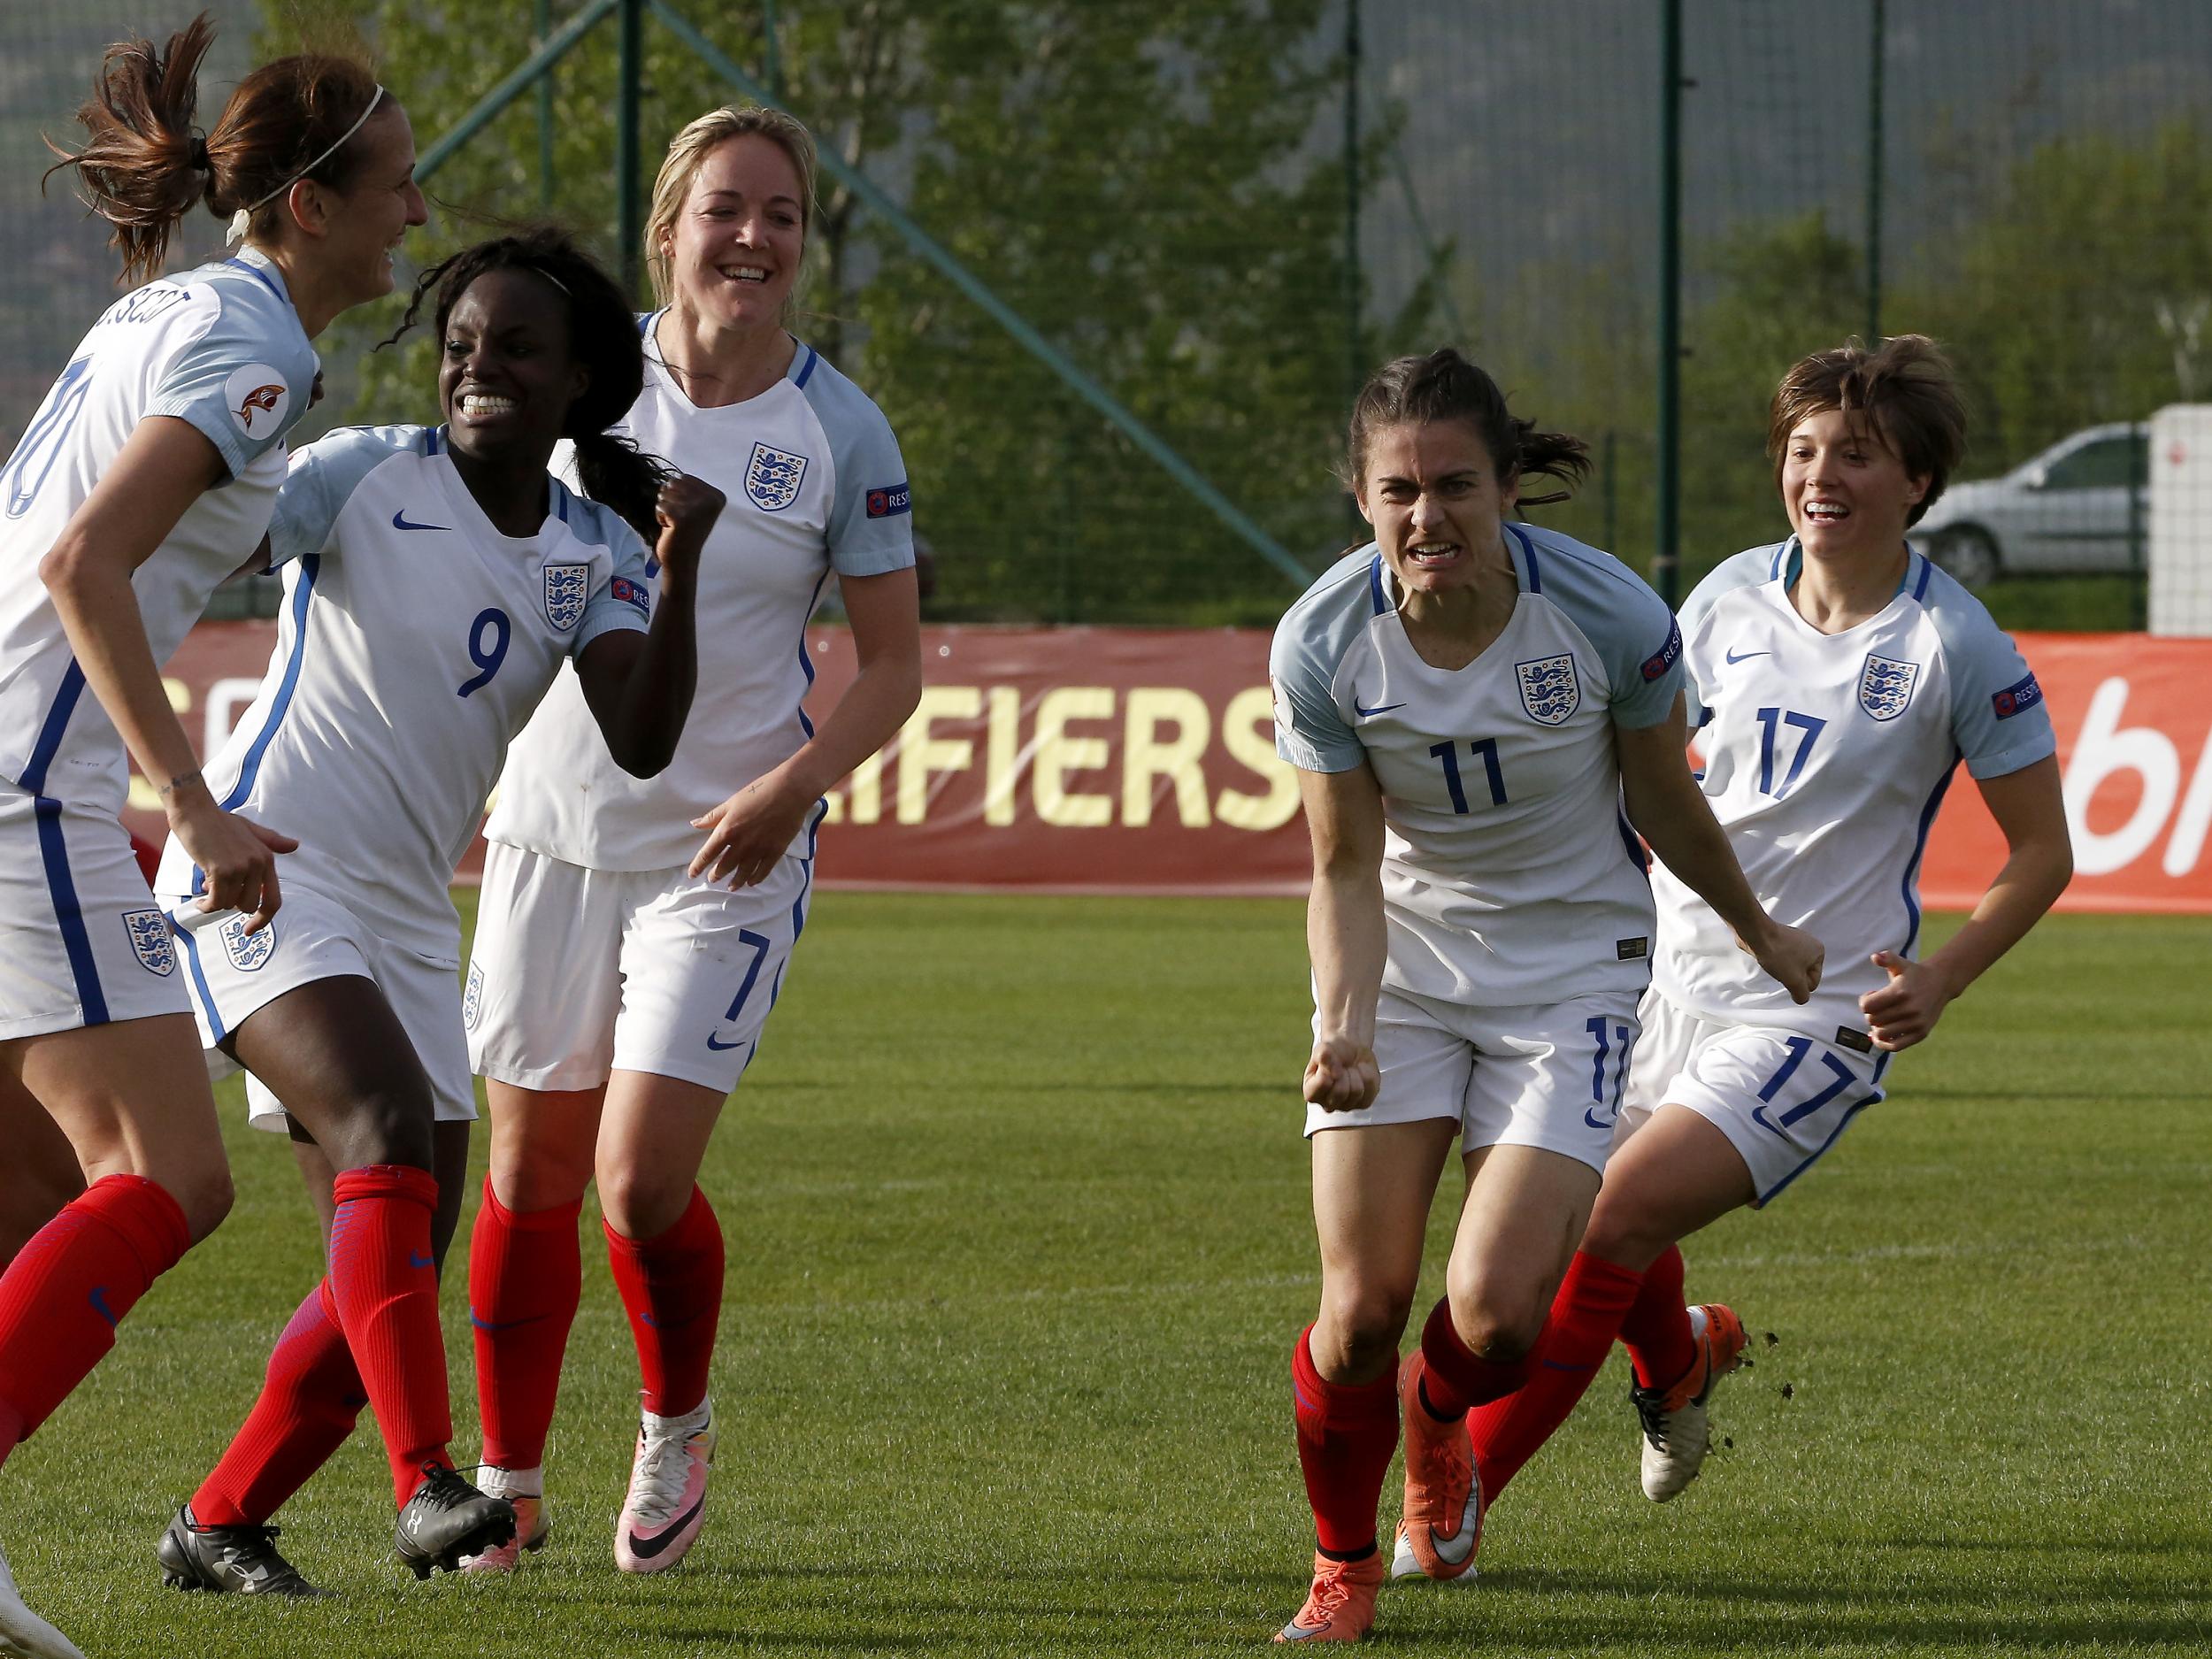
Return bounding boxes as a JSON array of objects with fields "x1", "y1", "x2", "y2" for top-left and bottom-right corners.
[{"x1": 5, "y1": 1, "x2": 2207, "y2": 628}]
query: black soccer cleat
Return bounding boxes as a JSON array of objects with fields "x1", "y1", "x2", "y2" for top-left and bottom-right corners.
[
  {"x1": 157, "y1": 1505, "x2": 330, "y2": 1596},
  {"x1": 394, "y1": 1465, "x2": 516, "y2": 1579}
]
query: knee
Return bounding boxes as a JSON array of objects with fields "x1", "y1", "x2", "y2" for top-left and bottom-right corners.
[
  {"x1": 595, "y1": 1164, "x2": 692, "y2": 1241},
  {"x1": 341, "y1": 1083, "x2": 435, "y2": 1171},
  {"x1": 1440, "y1": 1267, "x2": 1548, "y2": 1363},
  {"x1": 174, "y1": 1165, "x2": 234, "y2": 1245},
  {"x1": 493, "y1": 1138, "x2": 594, "y2": 1215},
  {"x1": 1580, "y1": 1195, "x2": 1670, "y2": 1274},
  {"x1": 1314, "y1": 1281, "x2": 1416, "y2": 1380}
]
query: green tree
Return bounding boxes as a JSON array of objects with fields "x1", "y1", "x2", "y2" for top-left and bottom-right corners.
[{"x1": 265, "y1": 0, "x2": 1440, "y2": 624}]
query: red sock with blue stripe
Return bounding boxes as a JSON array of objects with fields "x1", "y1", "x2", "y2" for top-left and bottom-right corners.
[
  {"x1": 326, "y1": 1164, "x2": 453, "y2": 1505},
  {"x1": 189, "y1": 1278, "x2": 366, "y2": 1526},
  {"x1": 1290, "y1": 1325, "x2": 1400, "y2": 1558},
  {"x1": 604, "y1": 1187, "x2": 723, "y2": 1417},
  {"x1": 0, "y1": 1173, "x2": 190, "y2": 1468},
  {"x1": 1464, "y1": 1252, "x2": 1642, "y2": 1498},
  {"x1": 1618, "y1": 1243, "x2": 1696, "y2": 1388},
  {"x1": 470, "y1": 1177, "x2": 583, "y2": 1471},
  {"x1": 1414, "y1": 1295, "x2": 1533, "y2": 1419}
]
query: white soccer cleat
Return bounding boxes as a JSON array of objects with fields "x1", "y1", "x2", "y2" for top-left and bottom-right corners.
[
  {"x1": 0, "y1": 1539, "x2": 85, "y2": 1659},
  {"x1": 1632, "y1": 1302, "x2": 1749, "y2": 1502},
  {"x1": 614, "y1": 1402, "x2": 715, "y2": 1573},
  {"x1": 459, "y1": 1468, "x2": 550, "y2": 1574}
]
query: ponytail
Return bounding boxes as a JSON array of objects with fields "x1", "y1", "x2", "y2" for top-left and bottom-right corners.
[
  {"x1": 1343, "y1": 348, "x2": 1591, "y2": 507},
  {"x1": 572, "y1": 433, "x2": 674, "y2": 549}
]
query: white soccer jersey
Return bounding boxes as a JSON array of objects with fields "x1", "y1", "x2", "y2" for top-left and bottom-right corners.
[
  {"x1": 1272, "y1": 525, "x2": 1686, "y2": 1008},
  {"x1": 0, "y1": 248, "x2": 317, "y2": 813},
  {"x1": 485, "y1": 328, "x2": 914, "y2": 872},
  {"x1": 1651, "y1": 540, "x2": 2058, "y2": 1041},
  {"x1": 153, "y1": 425, "x2": 652, "y2": 962}
]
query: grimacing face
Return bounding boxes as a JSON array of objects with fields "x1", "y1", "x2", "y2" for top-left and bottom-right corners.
[
  {"x1": 1355, "y1": 419, "x2": 1520, "y2": 598},
  {"x1": 664, "y1": 134, "x2": 805, "y2": 333}
]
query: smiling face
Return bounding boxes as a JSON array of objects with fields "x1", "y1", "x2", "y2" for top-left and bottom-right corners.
[
  {"x1": 306, "y1": 102, "x2": 428, "y2": 308},
  {"x1": 661, "y1": 134, "x2": 805, "y2": 334},
  {"x1": 437, "y1": 267, "x2": 587, "y2": 470},
  {"x1": 1354, "y1": 419, "x2": 1519, "y2": 596},
  {"x1": 1780, "y1": 407, "x2": 1930, "y2": 560}
]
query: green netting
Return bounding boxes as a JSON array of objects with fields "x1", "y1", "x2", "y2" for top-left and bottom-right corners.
[{"x1": 6, "y1": 1, "x2": 2207, "y2": 628}]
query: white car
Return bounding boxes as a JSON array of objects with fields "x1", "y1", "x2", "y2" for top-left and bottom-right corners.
[{"x1": 1914, "y1": 422, "x2": 2147, "y2": 588}]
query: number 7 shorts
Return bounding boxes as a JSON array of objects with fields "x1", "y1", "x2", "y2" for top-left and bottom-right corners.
[
  {"x1": 1615, "y1": 989, "x2": 1890, "y2": 1207},
  {"x1": 465, "y1": 840, "x2": 812, "y2": 1096}
]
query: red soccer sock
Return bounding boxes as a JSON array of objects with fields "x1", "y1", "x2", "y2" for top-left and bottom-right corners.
[
  {"x1": 470, "y1": 1178, "x2": 583, "y2": 1471},
  {"x1": 190, "y1": 1279, "x2": 366, "y2": 1526},
  {"x1": 0, "y1": 1174, "x2": 189, "y2": 1468},
  {"x1": 326, "y1": 1164, "x2": 452, "y2": 1505},
  {"x1": 1619, "y1": 1243, "x2": 1695, "y2": 1388},
  {"x1": 604, "y1": 1187, "x2": 724, "y2": 1418},
  {"x1": 1291, "y1": 1325, "x2": 1400, "y2": 1558},
  {"x1": 1465, "y1": 1251, "x2": 1643, "y2": 1500},
  {"x1": 1414, "y1": 1296, "x2": 1532, "y2": 1421}
]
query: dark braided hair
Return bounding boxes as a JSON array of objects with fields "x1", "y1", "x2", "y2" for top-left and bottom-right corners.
[
  {"x1": 382, "y1": 226, "x2": 672, "y2": 542},
  {"x1": 1344, "y1": 349, "x2": 1591, "y2": 507}
]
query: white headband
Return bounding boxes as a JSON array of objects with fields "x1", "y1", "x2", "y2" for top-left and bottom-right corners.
[{"x1": 227, "y1": 84, "x2": 388, "y2": 245}]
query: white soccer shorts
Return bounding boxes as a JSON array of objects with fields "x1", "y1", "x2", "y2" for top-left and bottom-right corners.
[
  {"x1": 163, "y1": 884, "x2": 477, "y2": 1133},
  {"x1": 1305, "y1": 985, "x2": 1644, "y2": 1174},
  {"x1": 465, "y1": 840, "x2": 811, "y2": 1096},
  {"x1": 1615, "y1": 989, "x2": 1889, "y2": 1206},
  {"x1": 0, "y1": 786, "x2": 192, "y2": 1039}
]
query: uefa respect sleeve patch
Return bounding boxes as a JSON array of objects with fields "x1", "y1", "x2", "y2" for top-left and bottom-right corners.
[
  {"x1": 1640, "y1": 618, "x2": 1683, "y2": 681},
  {"x1": 611, "y1": 576, "x2": 651, "y2": 614},
  {"x1": 1992, "y1": 671, "x2": 2043, "y2": 718},
  {"x1": 865, "y1": 481, "x2": 911, "y2": 518}
]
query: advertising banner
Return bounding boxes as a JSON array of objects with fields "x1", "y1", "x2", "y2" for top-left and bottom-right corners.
[{"x1": 128, "y1": 625, "x2": 2212, "y2": 914}]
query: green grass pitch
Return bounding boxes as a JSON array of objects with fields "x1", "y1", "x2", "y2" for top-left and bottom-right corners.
[{"x1": 3, "y1": 895, "x2": 2207, "y2": 1656}]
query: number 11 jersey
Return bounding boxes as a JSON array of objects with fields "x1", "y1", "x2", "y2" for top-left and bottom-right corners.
[{"x1": 1652, "y1": 540, "x2": 2057, "y2": 1039}]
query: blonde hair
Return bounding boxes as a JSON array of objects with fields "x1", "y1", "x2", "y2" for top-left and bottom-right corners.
[{"x1": 644, "y1": 104, "x2": 818, "y2": 310}]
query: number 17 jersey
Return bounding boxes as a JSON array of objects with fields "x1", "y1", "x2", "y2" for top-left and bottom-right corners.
[{"x1": 1652, "y1": 541, "x2": 2057, "y2": 1038}]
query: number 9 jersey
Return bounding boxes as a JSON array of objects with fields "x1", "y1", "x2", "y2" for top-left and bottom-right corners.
[
  {"x1": 1652, "y1": 540, "x2": 2058, "y2": 1040},
  {"x1": 153, "y1": 425, "x2": 654, "y2": 965}
]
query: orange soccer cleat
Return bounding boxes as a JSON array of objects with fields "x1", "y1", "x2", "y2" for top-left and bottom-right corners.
[
  {"x1": 1274, "y1": 1550, "x2": 1386, "y2": 1642},
  {"x1": 1389, "y1": 1352, "x2": 1481, "y2": 1581}
]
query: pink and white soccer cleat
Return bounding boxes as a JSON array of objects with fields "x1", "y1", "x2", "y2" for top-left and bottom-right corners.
[
  {"x1": 458, "y1": 1487, "x2": 549, "y2": 1575},
  {"x1": 613, "y1": 1405, "x2": 715, "y2": 1573}
]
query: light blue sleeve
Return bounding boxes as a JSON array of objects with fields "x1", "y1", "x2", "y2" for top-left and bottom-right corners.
[
  {"x1": 1921, "y1": 567, "x2": 2058, "y2": 780},
  {"x1": 145, "y1": 269, "x2": 319, "y2": 481},
  {"x1": 1517, "y1": 526, "x2": 1684, "y2": 728},
  {"x1": 1677, "y1": 546, "x2": 1781, "y2": 726},
  {"x1": 799, "y1": 352, "x2": 917, "y2": 579},
  {"x1": 569, "y1": 492, "x2": 655, "y2": 657},
  {"x1": 1270, "y1": 551, "x2": 1372, "y2": 773},
  {"x1": 265, "y1": 426, "x2": 421, "y2": 568}
]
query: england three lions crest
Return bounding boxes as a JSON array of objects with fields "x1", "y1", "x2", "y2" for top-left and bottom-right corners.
[
  {"x1": 219, "y1": 914, "x2": 274, "y2": 972},
  {"x1": 542, "y1": 562, "x2": 590, "y2": 632},
  {"x1": 1516, "y1": 653, "x2": 1581, "y2": 726},
  {"x1": 122, "y1": 909, "x2": 175, "y2": 977},
  {"x1": 744, "y1": 442, "x2": 809, "y2": 512},
  {"x1": 1858, "y1": 654, "x2": 1921, "y2": 721}
]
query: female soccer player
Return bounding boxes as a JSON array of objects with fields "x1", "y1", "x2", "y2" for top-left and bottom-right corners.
[
  {"x1": 0, "y1": 19, "x2": 422, "y2": 1654},
  {"x1": 1270, "y1": 349, "x2": 1823, "y2": 1642},
  {"x1": 1457, "y1": 336, "x2": 2072, "y2": 1537},
  {"x1": 459, "y1": 105, "x2": 921, "y2": 1575},
  {"x1": 149, "y1": 228, "x2": 722, "y2": 1592}
]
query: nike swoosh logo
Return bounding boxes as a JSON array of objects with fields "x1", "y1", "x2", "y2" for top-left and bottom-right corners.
[
  {"x1": 1541, "y1": 1357, "x2": 1599, "y2": 1372},
  {"x1": 470, "y1": 1310, "x2": 547, "y2": 1333},
  {"x1": 704, "y1": 1034, "x2": 748, "y2": 1052},
  {"x1": 1280, "y1": 1622, "x2": 1331, "y2": 1641},
  {"x1": 88, "y1": 1286, "x2": 119, "y2": 1327},
  {"x1": 409, "y1": 1251, "x2": 434, "y2": 1269},
  {"x1": 1428, "y1": 1525, "x2": 1476, "y2": 1565},
  {"x1": 1585, "y1": 1107, "x2": 1614, "y2": 1131},
  {"x1": 1355, "y1": 701, "x2": 1406, "y2": 718},
  {"x1": 392, "y1": 510, "x2": 449, "y2": 532},
  {"x1": 1724, "y1": 648, "x2": 1770, "y2": 664},
  {"x1": 625, "y1": 1495, "x2": 705, "y2": 1561}
]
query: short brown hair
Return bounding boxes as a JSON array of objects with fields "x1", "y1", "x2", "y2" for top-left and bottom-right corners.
[
  {"x1": 43, "y1": 12, "x2": 382, "y2": 287},
  {"x1": 1767, "y1": 335, "x2": 1966, "y2": 527},
  {"x1": 644, "y1": 105, "x2": 818, "y2": 310}
]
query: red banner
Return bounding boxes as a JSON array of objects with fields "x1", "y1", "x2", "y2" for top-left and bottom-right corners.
[{"x1": 128, "y1": 624, "x2": 2212, "y2": 913}]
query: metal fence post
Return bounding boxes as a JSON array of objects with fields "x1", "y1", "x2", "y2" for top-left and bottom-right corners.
[
  {"x1": 536, "y1": 0, "x2": 555, "y2": 209},
  {"x1": 618, "y1": 0, "x2": 645, "y2": 302},
  {"x1": 1865, "y1": 0, "x2": 1886, "y2": 344}
]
